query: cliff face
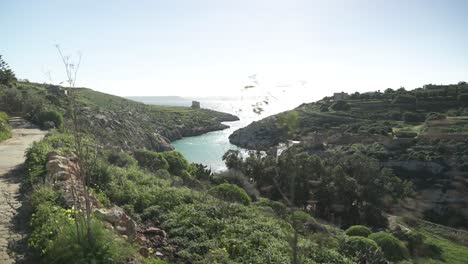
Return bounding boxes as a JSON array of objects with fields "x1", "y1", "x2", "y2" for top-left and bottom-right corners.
[
  {"x1": 228, "y1": 84, "x2": 468, "y2": 228},
  {"x1": 79, "y1": 106, "x2": 238, "y2": 151},
  {"x1": 74, "y1": 89, "x2": 240, "y2": 151}
]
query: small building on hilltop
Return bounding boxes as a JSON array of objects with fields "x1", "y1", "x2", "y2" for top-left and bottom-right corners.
[
  {"x1": 333, "y1": 92, "x2": 349, "y2": 100},
  {"x1": 191, "y1": 101, "x2": 201, "y2": 109}
]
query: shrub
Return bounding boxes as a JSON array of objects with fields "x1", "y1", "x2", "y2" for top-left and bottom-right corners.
[
  {"x1": 403, "y1": 112, "x2": 425, "y2": 123},
  {"x1": 392, "y1": 94, "x2": 417, "y2": 104},
  {"x1": 426, "y1": 112, "x2": 446, "y2": 121},
  {"x1": 0, "y1": 114, "x2": 11, "y2": 142},
  {"x1": 254, "y1": 198, "x2": 288, "y2": 218},
  {"x1": 458, "y1": 93, "x2": 468, "y2": 105},
  {"x1": 330, "y1": 100, "x2": 350, "y2": 111},
  {"x1": 388, "y1": 111, "x2": 402, "y2": 120},
  {"x1": 308, "y1": 249, "x2": 353, "y2": 264},
  {"x1": 88, "y1": 160, "x2": 113, "y2": 191},
  {"x1": 24, "y1": 141, "x2": 53, "y2": 187},
  {"x1": 106, "y1": 151, "x2": 137, "y2": 168},
  {"x1": 290, "y1": 210, "x2": 318, "y2": 234},
  {"x1": 345, "y1": 225, "x2": 372, "y2": 237},
  {"x1": 189, "y1": 163, "x2": 212, "y2": 181},
  {"x1": 208, "y1": 183, "x2": 251, "y2": 205},
  {"x1": 0, "y1": 111, "x2": 8, "y2": 122},
  {"x1": 369, "y1": 231, "x2": 409, "y2": 261},
  {"x1": 419, "y1": 241, "x2": 443, "y2": 259},
  {"x1": 134, "y1": 149, "x2": 169, "y2": 172},
  {"x1": 37, "y1": 110, "x2": 63, "y2": 128},
  {"x1": 30, "y1": 185, "x2": 60, "y2": 209},
  {"x1": 161, "y1": 150, "x2": 189, "y2": 175},
  {"x1": 342, "y1": 236, "x2": 385, "y2": 263},
  {"x1": 395, "y1": 131, "x2": 418, "y2": 138}
]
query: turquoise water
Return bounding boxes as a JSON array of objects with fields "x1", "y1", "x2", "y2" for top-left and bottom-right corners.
[
  {"x1": 171, "y1": 120, "x2": 245, "y2": 171},
  {"x1": 129, "y1": 96, "x2": 310, "y2": 171}
]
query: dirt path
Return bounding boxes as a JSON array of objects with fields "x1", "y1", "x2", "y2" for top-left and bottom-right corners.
[{"x1": 0, "y1": 117, "x2": 46, "y2": 263}]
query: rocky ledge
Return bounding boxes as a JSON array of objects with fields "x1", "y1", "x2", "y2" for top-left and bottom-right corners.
[{"x1": 229, "y1": 116, "x2": 286, "y2": 150}]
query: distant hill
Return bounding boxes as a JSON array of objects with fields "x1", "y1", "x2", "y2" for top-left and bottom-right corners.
[{"x1": 229, "y1": 82, "x2": 468, "y2": 228}]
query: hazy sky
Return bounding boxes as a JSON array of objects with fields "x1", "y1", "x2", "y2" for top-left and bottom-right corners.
[{"x1": 2, "y1": 0, "x2": 468, "y2": 99}]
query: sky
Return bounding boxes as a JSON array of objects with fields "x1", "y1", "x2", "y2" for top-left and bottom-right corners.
[{"x1": 2, "y1": 0, "x2": 468, "y2": 99}]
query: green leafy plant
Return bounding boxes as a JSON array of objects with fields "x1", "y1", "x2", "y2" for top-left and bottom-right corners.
[
  {"x1": 369, "y1": 231, "x2": 409, "y2": 261},
  {"x1": 345, "y1": 225, "x2": 372, "y2": 237},
  {"x1": 134, "y1": 149, "x2": 169, "y2": 172},
  {"x1": 209, "y1": 183, "x2": 251, "y2": 205}
]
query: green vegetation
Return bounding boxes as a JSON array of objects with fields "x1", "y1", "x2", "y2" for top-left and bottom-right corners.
[
  {"x1": 0, "y1": 111, "x2": 11, "y2": 141},
  {"x1": 345, "y1": 225, "x2": 372, "y2": 237},
  {"x1": 208, "y1": 183, "x2": 251, "y2": 205},
  {"x1": 134, "y1": 149, "x2": 170, "y2": 171},
  {"x1": 369, "y1": 231, "x2": 409, "y2": 262},
  {"x1": 37, "y1": 110, "x2": 63, "y2": 128},
  {"x1": 3, "y1": 54, "x2": 467, "y2": 263},
  {"x1": 224, "y1": 148, "x2": 412, "y2": 228},
  {"x1": 230, "y1": 81, "x2": 468, "y2": 230},
  {"x1": 399, "y1": 217, "x2": 468, "y2": 264},
  {"x1": 342, "y1": 236, "x2": 385, "y2": 263}
]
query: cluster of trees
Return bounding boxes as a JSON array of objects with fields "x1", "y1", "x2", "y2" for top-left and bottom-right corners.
[
  {"x1": 346, "y1": 82, "x2": 468, "y2": 104},
  {"x1": 223, "y1": 147, "x2": 413, "y2": 228}
]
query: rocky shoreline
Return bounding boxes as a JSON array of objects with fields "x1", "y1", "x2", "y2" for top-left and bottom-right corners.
[{"x1": 79, "y1": 104, "x2": 239, "y2": 152}]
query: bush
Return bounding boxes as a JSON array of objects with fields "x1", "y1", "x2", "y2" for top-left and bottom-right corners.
[
  {"x1": 209, "y1": 183, "x2": 251, "y2": 205},
  {"x1": 106, "y1": 151, "x2": 137, "y2": 168},
  {"x1": 161, "y1": 150, "x2": 189, "y2": 175},
  {"x1": 30, "y1": 185, "x2": 60, "y2": 209},
  {"x1": 254, "y1": 198, "x2": 288, "y2": 218},
  {"x1": 403, "y1": 112, "x2": 425, "y2": 123},
  {"x1": 426, "y1": 112, "x2": 446, "y2": 121},
  {"x1": 37, "y1": 110, "x2": 63, "y2": 128},
  {"x1": 392, "y1": 94, "x2": 417, "y2": 104},
  {"x1": 0, "y1": 111, "x2": 8, "y2": 122},
  {"x1": 419, "y1": 241, "x2": 443, "y2": 259},
  {"x1": 395, "y1": 131, "x2": 418, "y2": 138},
  {"x1": 458, "y1": 93, "x2": 468, "y2": 105},
  {"x1": 0, "y1": 111, "x2": 11, "y2": 142},
  {"x1": 330, "y1": 100, "x2": 350, "y2": 111},
  {"x1": 342, "y1": 236, "x2": 385, "y2": 263},
  {"x1": 345, "y1": 225, "x2": 372, "y2": 237},
  {"x1": 134, "y1": 149, "x2": 169, "y2": 172},
  {"x1": 388, "y1": 111, "x2": 402, "y2": 120},
  {"x1": 31, "y1": 208, "x2": 135, "y2": 263},
  {"x1": 290, "y1": 210, "x2": 318, "y2": 234},
  {"x1": 369, "y1": 231, "x2": 409, "y2": 261}
]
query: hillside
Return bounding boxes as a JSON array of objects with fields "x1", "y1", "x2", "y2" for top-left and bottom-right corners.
[
  {"x1": 0, "y1": 81, "x2": 239, "y2": 150},
  {"x1": 230, "y1": 83, "x2": 468, "y2": 229}
]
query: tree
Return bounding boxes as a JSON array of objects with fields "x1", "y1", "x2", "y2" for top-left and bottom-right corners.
[
  {"x1": 222, "y1": 150, "x2": 243, "y2": 170},
  {"x1": 0, "y1": 55, "x2": 17, "y2": 86}
]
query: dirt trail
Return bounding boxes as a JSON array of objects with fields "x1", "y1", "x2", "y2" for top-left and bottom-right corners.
[{"x1": 0, "y1": 117, "x2": 46, "y2": 263}]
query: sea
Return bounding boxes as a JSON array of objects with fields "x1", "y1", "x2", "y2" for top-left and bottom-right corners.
[{"x1": 127, "y1": 95, "x2": 314, "y2": 171}]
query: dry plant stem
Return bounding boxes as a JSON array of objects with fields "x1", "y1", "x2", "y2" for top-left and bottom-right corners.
[{"x1": 56, "y1": 45, "x2": 94, "y2": 249}]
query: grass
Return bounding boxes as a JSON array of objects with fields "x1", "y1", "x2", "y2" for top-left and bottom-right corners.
[
  {"x1": 415, "y1": 228, "x2": 468, "y2": 264},
  {"x1": 393, "y1": 122, "x2": 425, "y2": 134},
  {"x1": 399, "y1": 217, "x2": 468, "y2": 264}
]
